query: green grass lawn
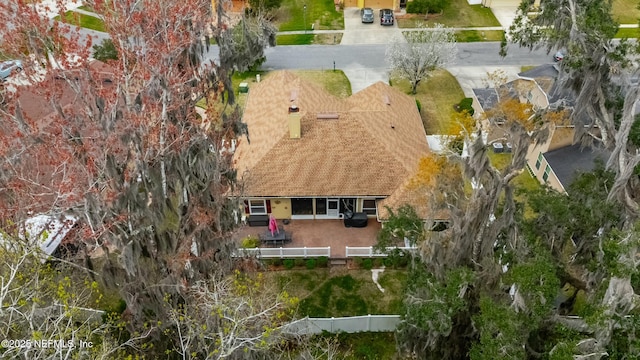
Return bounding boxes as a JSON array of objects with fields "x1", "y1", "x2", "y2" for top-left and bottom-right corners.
[
  {"x1": 54, "y1": 11, "x2": 106, "y2": 32},
  {"x1": 277, "y1": 33, "x2": 343, "y2": 45},
  {"x1": 77, "y1": 5, "x2": 96, "y2": 12},
  {"x1": 266, "y1": 269, "x2": 406, "y2": 318},
  {"x1": 391, "y1": 69, "x2": 466, "y2": 134},
  {"x1": 455, "y1": 30, "x2": 504, "y2": 42},
  {"x1": 197, "y1": 69, "x2": 350, "y2": 111},
  {"x1": 311, "y1": 332, "x2": 398, "y2": 359},
  {"x1": 487, "y1": 151, "x2": 541, "y2": 218},
  {"x1": 276, "y1": 0, "x2": 344, "y2": 31},
  {"x1": 293, "y1": 69, "x2": 352, "y2": 98},
  {"x1": 398, "y1": 0, "x2": 500, "y2": 28},
  {"x1": 612, "y1": 0, "x2": 640, "y2": 24},
  {"x1": 615, "y1": 27, "x2": 639, "y2": 38}
]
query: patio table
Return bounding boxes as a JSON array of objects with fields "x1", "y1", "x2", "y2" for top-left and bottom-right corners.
[{"x1": 260, "y1": 231, "x2": 290, "y2": 246}]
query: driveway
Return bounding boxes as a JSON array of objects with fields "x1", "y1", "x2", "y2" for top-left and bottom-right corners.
[
  {"x1": 486, "y1": 0, "x2": 520, "y2": 29},
  {"x1": 340, "y1": 7, "x2": 404, "y2": 45},
  {"x1": 339, "y1": 7, "x2": 405, "y2": 92}
]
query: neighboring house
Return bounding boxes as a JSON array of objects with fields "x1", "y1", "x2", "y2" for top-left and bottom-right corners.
[
  {"x1": 473, "y1": 64, "x2": 609, "y2": 193},
  {"x1": 526, "y1": 125, "x2": 609, "y2": 193},
  {"x1": 233, "y1": 71, "x2": 433, "y2": 223},
  {"x1": 473, "y1": 77, "x2": 549, "y2": 115}
]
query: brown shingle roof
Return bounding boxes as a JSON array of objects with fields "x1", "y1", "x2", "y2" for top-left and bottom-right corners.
[{"x1": 233, "y1": 71, "x2": 430, "y2": 197}]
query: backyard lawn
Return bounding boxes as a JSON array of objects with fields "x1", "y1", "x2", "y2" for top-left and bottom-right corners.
[
  {"x1": 398, "y1": 0, "x2": 500, "y2": 28},
  {"x1": 311, "y1": 332, "x2": 398, "y2": 359},
  {"x1": 391, "y1": 69, "x2": 466, "y2": 134},
  {"x1": 612, "y1": 0, "x2": 640, "y2": 24},
  {"x1": 276, "y1": 0, "x2": 344, "y2": 31},
  {"x1": 265, "y1": 268, "x2": 407, "y2": 318}
]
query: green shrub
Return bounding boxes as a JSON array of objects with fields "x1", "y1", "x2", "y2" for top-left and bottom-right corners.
[
  {"x1": 388, "y1": 250, "x2": 410, "y2": 268},
  {"x1": 383, "y1": 257, "x2": 393, "y2": 267},
  {"x1": 317, "y1": 256, "x2": 329, "y2": 268},
  {"x1": 456, "y1": 97, "x2": 475, "y2": 116},
  {"x1": 271, "y1": 258, "x2": 282, "y2": 267},
  {"x1": 415, "y1": 99, "x2": 422, "y2": 113},
  {"x1": 294, "y1": 258, "x2": 305, "y2": 267},
  {"x1": 362, "y1": 258, "x2": 373, "y2": 270},
  {"x1": 283, "y1": 259, "x2": 295, "y2": 270},
  {"x1": 353, "y1": 258, "x2": 363, "y2": 268},
  {"x1": 373, "y1": 258, "x2": 384, "y2": 268},
  {"x1": 241, "y1": 235, "x2": 260, "y2": 248},
  {"x1": 92, "y1": 38, "x2": 118, "y2": 62},
  {"x1": 306, "y1": 258, "x2": 317, "y2": 270}
]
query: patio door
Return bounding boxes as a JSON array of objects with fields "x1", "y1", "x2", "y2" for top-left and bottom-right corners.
[{"x1": 327, "y1": 199, "x2": 339, "y2": 217}]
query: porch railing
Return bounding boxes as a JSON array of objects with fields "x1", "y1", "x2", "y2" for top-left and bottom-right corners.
[
  {"x1": 345, "y1": 246, "x2": 418, "y2": 258},
  {"x1": 232, "y1": 247, "x2": 331, "y2": 258}
]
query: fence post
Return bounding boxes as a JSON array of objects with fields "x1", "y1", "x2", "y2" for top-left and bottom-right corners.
[
  {"x1": 279, "y1": 247, "x2": 283, "y2": 258},
  {"x1": 368, "y1": 314, "x2": 372, "y2": 331},
  {"x1": 345, "y1": 246, "x2": 349, "y2": 257},
  {"x1": 331, "y1": 317, "x2": 334, "y2": 332},
  {"x1": 369, "y1": 246, "x2": 374, "y2": 257},
  {"x1": 304, "y1": 247, "x2": 307, "y2": 258}
]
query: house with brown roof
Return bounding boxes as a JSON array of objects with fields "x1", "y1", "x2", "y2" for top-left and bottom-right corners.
[{"x1": 233, "y1": 71, "x2": 433, "y2": 224}]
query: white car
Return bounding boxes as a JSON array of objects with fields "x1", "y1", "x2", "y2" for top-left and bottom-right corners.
[
  {"x1": 553, "y1": 51, "x2": 564, "y2": 62},
  {"x1": 0, "y1": 60, "x2": 23, "y2": 81}
]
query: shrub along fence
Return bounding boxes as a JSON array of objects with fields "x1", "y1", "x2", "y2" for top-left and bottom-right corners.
[{"x1": 233, "y1": 246, "x2": 416, "y2": 259}]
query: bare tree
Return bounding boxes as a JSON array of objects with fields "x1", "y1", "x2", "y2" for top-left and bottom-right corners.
[
  {"x1": 0, "y1": 230, "x2": 151, "y2": 359},
  {"x1": 386, "y1": 23, "x2": 457, "y2": 94},
  {"x1": 166, "y1": 271, "x2": 299, "y2": 359},
  {"x1": 0, "y1": 0, "x2": 276, "y2": 356}
]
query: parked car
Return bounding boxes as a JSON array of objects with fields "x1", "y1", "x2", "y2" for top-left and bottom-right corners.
[
  {"x1": 553, "y1": 50, "x2": 564, "y2": 62},
  {"x1": 361, "y1": 7, "x2": 374, "y2": 23},
  {"x1": 380, "y1": 8, "x2": 394, "y2": 26},
  {"x1": 0, "y1": 60, "x2": 23, "y2": 81}
]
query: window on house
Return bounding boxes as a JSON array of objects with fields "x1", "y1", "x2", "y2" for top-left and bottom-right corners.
[
  {"x1": 339, "y1": 198, "x2": 356, "y2": 214},
  {"x1": 362, "y1": 199, "x2": 377, "y2": 215},
  {"x1": 535, "y1": 153, "x2": 543, "y2": 170},
  {"x1": 292, "y1": 198, "x2": 313, "y2": 215},
  {"x1": 315, "y1": 198, "x2": 327, "y2": 215},
  {"x1": 543, "y1": 165, "x2": 551, "y2": 182},
  {"x1": 249, "y1": 199, "x2": 266, "y2": 214}
]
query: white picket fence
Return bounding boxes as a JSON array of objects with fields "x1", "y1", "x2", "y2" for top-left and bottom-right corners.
[
  {"x1": 282, "y1": 315, "x2": 401, "y2": 335},
  {"x1": 233, "y1": 247, "x2": 331, "y2": 258},
  {"x1": 345, "y1": 246, "x2": 417, "y2": 258}
]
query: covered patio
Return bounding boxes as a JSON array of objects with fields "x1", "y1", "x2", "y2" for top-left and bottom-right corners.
[{"x1": 232, "y1": 218, "x2": 382, "y2": 258}]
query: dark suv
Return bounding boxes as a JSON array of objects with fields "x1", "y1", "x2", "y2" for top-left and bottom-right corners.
[{"x1": 380, "y1": 9, "x2": 394, "y2": 26}]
